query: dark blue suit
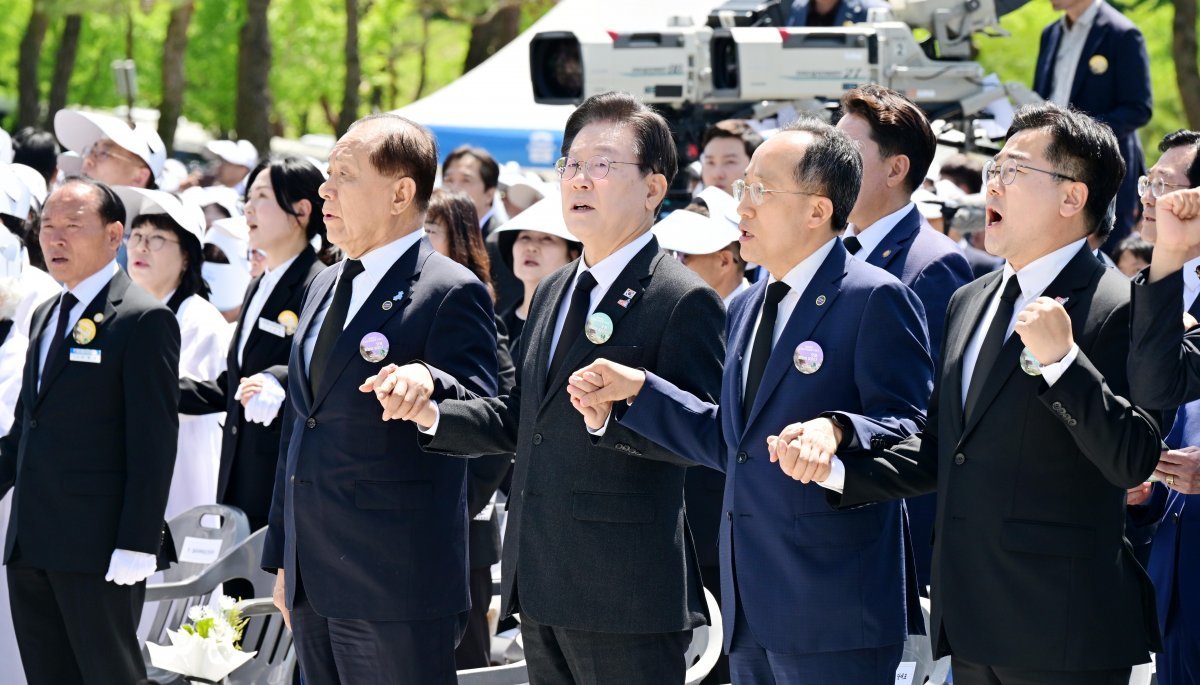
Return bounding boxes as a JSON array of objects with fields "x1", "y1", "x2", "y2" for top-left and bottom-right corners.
[
  {"x1": 786, "y1": 0, "x2": 887, "y2": 25},
  {"x1": 1033, "y1": 1, "x2": 1152, "y2": 247},
  {"x1": 261, "y1": 239, "x2": 498, "y2": 683},
  {"x1": 618, "y1": 240, "x2": 932, "y2": 679},
  {"x1": 862, "y1": 205, "x2": 972, "y2": 590}
]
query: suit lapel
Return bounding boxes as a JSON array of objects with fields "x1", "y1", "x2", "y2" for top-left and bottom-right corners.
[
  {"x1": 37, "y1": 270, "x2": 129, "y2": 407},
  {"x1": 24, "y1": 299, "x2": 55, "y2": 407},
  {"x1": 866, "y1": 206, "x2": 920, "y2": 274},
  {"x1": 241, "y1": 247, "x2": 317, "y2": 365},
  {"x1": 1071, "y1": 16, "x2": 1108, "y2": 102},
  {"x1": 943, "y1": 271, "x2": 1002, "y2": 438},
  {"x1": 727, "y1": 280, "x2": 766, "y2": 438},
  {"x1": 539, "y1": 239, "x2": 661, "y2": 413},
  {"x1": 227, "y1": 275, "x2": 262, "y2": 376},
  {"x1": 292, "y1": 267, "x2": 337, "y2": 410},
  {"x1": 1037, "y1": 24, "x2": 1063, "y2": 96},
  {"x1": 310, "y1": 241, "x2": 426, "y2": 412},
  {"x1": 528, "y1": 266, "x2": 575, "y2": 404},
  {"x1": 959, "y1": 246, "x2": 1099, "y2": 442},
  {"x1": 744, "y1": 242, "x2": 848, "y2": 432}
]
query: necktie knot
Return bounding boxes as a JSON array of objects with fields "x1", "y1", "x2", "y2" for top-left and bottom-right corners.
[
  {"x1": 765, "y1": 280, "x2": 790, "y2": 306},
  {"x1": 575, "y1": 270, "x2": 597, "y2": 296},
  {"x1": 60, "y1": 292, "x2": 79, "y2": 315},
  {"x1": 843, "y1": 235, "x2": 863, "y2": 256},
  {"x1": 341, "y1": 258, "x2": 365, "y2": 282},
  {"x1": 1000, "y1": 275, "x2": 1023, "y2": 303}
]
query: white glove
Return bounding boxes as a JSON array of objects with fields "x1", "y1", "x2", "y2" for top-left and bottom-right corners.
[
  {"x1": 243, "y1": 373, "x2": 286, "y2": 426},
  {"x1": 104, "y1": 548, "x2": 157, "y2": 585}
]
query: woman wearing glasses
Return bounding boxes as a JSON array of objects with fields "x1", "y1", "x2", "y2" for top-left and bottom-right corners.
[
  {"x1": 178, "y1": 157, "x2": 330, "y2": 532},
  {"x1": 117, "y1": 187, "x2": 230, "y2": 521}
]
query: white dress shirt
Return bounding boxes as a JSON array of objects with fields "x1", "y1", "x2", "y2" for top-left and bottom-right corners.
[
  {"x1": 740, "y1": 238, "x2": 838, "y2": 394},
  {"x1": 37, "y1": 260, "x2": 120, "y2": 389},
  {"x1": 238, "y1": 253, "x2": 299, "y2": 364},
  {"x1": 845, "y1": 203, "x2": 915, "y2": 261},
  {"x1": 1184, "y1": 255, "x2": 1200, "y2": 313},
  {"x1": 1049, "y1": 0, "x2": 1103, "y2": 106},
  {"x1": 820, "y1": 239, "x2": 1087, "y2": 494},
  {"x1": 302, "y1": 230, "x2": 424, "y2": 372}
]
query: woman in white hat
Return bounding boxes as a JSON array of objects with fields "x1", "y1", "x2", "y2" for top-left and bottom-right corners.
[
  {"x1": 118, "y1": 187, "x2": 229, "y2": 521},
  {"x1": 493, "y1": 194, "x2": 580, "y2": 344}
]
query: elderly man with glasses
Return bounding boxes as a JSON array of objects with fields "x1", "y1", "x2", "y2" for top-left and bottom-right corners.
[
  {"x1": 792, "y1": 102, "x2": 1162, "y2": 685},
  {"x1": 53, "y1": 110, "x2": 165, "y2": 190},
  {"x1": 361, "y1": 91, "x2": 726, "y2": 684},
  {"x1": 565, "y1": 116, "x2": 934, "y2": 684}
]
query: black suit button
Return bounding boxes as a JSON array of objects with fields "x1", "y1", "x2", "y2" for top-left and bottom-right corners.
[
  {"x1": 306, "y1": 417, "x2": 317, "y2": 429},
  {"x1": 532, "y1": 433, "x2": 543, "y2": 445},
  {"x1": 1051, "y1": 401, "x2": 1063, "y2": 411},
  {"x1": 616, "y1": 443, "x2": 628, "y2": 451},
  {"x1": 954, "y1": 453, "x2": 966, "y2": 465},
  {"x1": 736, "y1": 451, "x2": 748, "y2": 464},
  {"x1": 727, "y1": 511, "x2": 733, "y2": 521},
  {"x1": 290, "y1": 475, "x2": 295, "y2": 484},
  {"x1": 28, "y1": 420, "x2": 36, "y2": 429},
  {"x1": 1067, "y1": 418, "x2": 1078, "y2": 427}
]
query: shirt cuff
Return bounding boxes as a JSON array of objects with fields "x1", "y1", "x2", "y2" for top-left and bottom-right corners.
[
  {"x1": 417, "y1": 403, "x2": 440, "y2": 435},
  {"x1": 586, "y1": 410, "x2": 613, "y2": 437},
  {"x1": 1039, "y1": 343, "x2": 1080, "y2": 387},
  {"x1": 815, "y1": 456, "x2": 846, "y2": 494}
]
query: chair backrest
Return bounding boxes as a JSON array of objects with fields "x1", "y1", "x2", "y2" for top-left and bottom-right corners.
[
  {"x1": 456, "y1": 661, "x2": 529, "y2": 685},
  {"x1": 904, "y1": 597, "x2": 951, "y2": 685},
  {"x1": 164, "y1": 504, "x2": 251, "y2": 582},
  {"x1": 684, "y1": 588, "x2": 723, "y2": 685}
]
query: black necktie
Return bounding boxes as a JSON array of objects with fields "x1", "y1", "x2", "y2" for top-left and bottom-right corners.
[
  {"x1": 547, "y1": 271, "x2": 597, "y2": 386},
  {"x1": 744, "y1": 281, "x2": 791, "y2": 421},
  {"x1": 41, "y1": 292, "x2": 79, "y2": 386},
  {"x1": 964, "y1": 275, "x2": 1023, "y2": 419},
  {"x1": 843, "y1": 235, "x2": 862, "y2": 256},
  {"x1": 1188, "y1": 292, "x2": 1200, "y2": 321},
  {"x1": 309, "y1": 259, "x2": 364, "y2": 393}
]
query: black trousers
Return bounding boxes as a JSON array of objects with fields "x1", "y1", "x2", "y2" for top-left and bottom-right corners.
[
  {"x1": 521, "y1": 611, "x2": 692, "y2": 685},
  {"x1": 953, "y1": 656, "x2": 1133, "y2": 685},
  {"x1": 454, "y1": 566, "x2": 494, "y2": 670},
  {"x1": 7, "y1": 564, "x2": 146, "y2": 685}
]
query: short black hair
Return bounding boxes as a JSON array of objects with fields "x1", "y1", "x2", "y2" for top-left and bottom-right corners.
[
  {"x1": 245, "y1": 156, "x2": 338, "y2": 264},
  {"x1": 837, "y1": 85, "x2": 935, "y2": 194},
  {"x1": 561, "y1": 92, "x2": 678, "y2": 212},
  {"x1": 1007, "y1": 103, "x2": 1124, "y2": 235},
  {"x1": 701, "y1": 119, "x2": 763, "y2": 159},
  {"x1": 131, "y1": 213, "x2": 210, "y2": 304},
  {"x1": 56, "y1": 176, "x2": 126, "y2": 226},
  {"x1": 442, "y1": 145, "x2": 500, "y2": 191},
  {"x1": 1112, "y1": 235, "x2": 1153, "y2": 265},
  {"x1": 938, "y1": 153, "x2": 986, "y2": 195},
  {"x1": 781, "y1": 115, "x2": 863, "y2": 232},
  {"x1": 12, "y1": 127, "x2": 60, "y2": 184},
  {"x1": 1158, "y1": 129, "x2": 1200, "y2": 188},
  {"x1": 348, "y1": 113, "x2": 438, "y2": 213}
]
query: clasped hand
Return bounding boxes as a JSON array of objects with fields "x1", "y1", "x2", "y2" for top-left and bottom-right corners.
[
  {"x1": 766, "y1": 418, "x2": 841, "y2": 483},
  {"x1": 358, "y1": 363, "x2": 437, "y2": 427},
  {"x1": 565, "y1": 359, "x2": 646, "y2": 430}
]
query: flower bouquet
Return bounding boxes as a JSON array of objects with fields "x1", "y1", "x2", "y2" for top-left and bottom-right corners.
[{"x1": 146, "y1": 595, "x2": 256, "y2": 684}]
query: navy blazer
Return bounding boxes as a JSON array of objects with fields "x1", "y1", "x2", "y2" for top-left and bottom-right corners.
[
  {"x1": 1033, "y1": 1, "x2": 1151, "y2": 241},
  {"x1": 619, "y1": 239, "x2": 933, "y2": 656},
  {"x1": 786, "y1": 0, "x2": 887, "y2": 25},
  {"x1": 261, "y1": 238, "x2": 499, "y2": 621}
]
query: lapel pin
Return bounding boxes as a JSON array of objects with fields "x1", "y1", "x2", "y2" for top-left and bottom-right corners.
[
  {"x1": 1019, "y1": 347, "x2": 1043, "y2": 376},
  {"x1": 793, "y1": 341, "x2": 824, "y2": 374},
  {"x1": 815, "y1": 294, "x2": 827, "y2": 306},
  {"x1": 881, "y1": 249, "x2": 892, "y2": 258},
  {"x1": 359, "y1": 332, "x2": 390, "y2": 363},
  {"x1": 617, "y1": 298, "x2": 630, "y2": 308},
  {"x1": 393, "y1": 290, "x2": 405, "y2": 300},
  {"x1": 585, "y1": 312, "x2": 613, "y2": 345},
  {"x1": 93, "y1": 312, "x2": 105, "y2": 324},
  {"x1": 277, "y1": 310, "x2": 299, "y2": 335},
  {"x1": 1088, "y1": 54, "x2": 1108, "y2": 75},
  {"x1": 623, "y1": 288, "x2": 636, "y2": 299},
  {"x1": 1055, "y1": 296, "x2": 1069, "y2": 306},
  {"x1": 381, "y1": 300, "x2": 393, "y2": 311},
  {"x1": 72, "y1": 318, "x2": 96, "y2": 345}
]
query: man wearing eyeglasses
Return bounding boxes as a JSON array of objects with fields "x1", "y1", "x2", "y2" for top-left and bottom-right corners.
[
  {"x1": 360, "y1": 92, "x2": 725, "y2": 683},
  {"x1": 563, "y1": 116, "x2": 933, "y2": 683},
  {"x1": 53, "y1": 110, "x2": 165, "y2": 190},
  {"x1": 802, "y1": 103, "x2": 1162, "y2": 683},
  {"x1": 1125, "y1": 129, "x2": 1200, "y2": 685}
]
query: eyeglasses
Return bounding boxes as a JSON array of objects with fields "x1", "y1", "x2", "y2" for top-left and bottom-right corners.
[
  {"x1": 732, "y1": 178, "x2": 819, "y2": 206},
  {"x1": 983, "y1": 158, "x2": 1080, "y2": 187},
  {"x1": 1137, "y1": 175, "x2": 1190, "y2": 198},
  {"x1": 128, "y1": 233, "x2": 179, "y2": 251},
  {"x1": 555, "y1": 156, "x2": 641, "y2": 181},
  {"x1": 83, "y1": 142, "x2": 142, "y2": 165}
]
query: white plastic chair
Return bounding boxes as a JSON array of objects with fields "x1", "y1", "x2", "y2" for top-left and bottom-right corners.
[{"x1": 685, "y1": 588, "x2": 724, "y2": 685}]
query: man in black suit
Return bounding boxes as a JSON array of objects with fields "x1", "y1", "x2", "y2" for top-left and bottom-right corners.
[
  {"x1": 792, "y1": 104, "x2": 1162, "y2": 683},
  {"x1": 1, "y1": 177, "x2": 180, "y2": 684},
  {"x1": 364, "y1": 92, "x2": 725, "y2": 683},
  {"x1": 262, "y1": 114, "x2": 499, "y2": 684}
]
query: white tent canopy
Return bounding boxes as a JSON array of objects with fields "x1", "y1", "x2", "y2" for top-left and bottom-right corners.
[{"x1": 394, "y1": 0, "x2": 719, "y2": 168}]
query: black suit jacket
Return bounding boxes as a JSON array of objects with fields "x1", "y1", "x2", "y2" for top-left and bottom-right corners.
[
  {"x1": 1128, "y1": 268, "x2": 1200, "y2": 409},
  {"x1": 180, "y1": 247, "x2": 324, "y2": 525},
  {"x1": 466, "y1": 318, "x2": 517, "y2": 571},
  {"x1": 0, "y1": 269, "x2": 181, "y2": 573},
  {"x1": 833, "y1": 246, "x2": 1162, "y2": 669},
  {"x1": 262, "y1": 239, "x2": 499, "y2": 621},
  {"x1": 423, "y1": 237, "x2": 724, "y2": 634},
  {"x1": 483, "y1": 215, "x2": 523, "y2": 315}
]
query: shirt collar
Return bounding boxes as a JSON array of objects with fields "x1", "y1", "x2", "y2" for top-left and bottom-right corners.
[
  {"x1": 575, "y1": 230, "x2": 655, "y2": 295},
  {"x1": 849, "y1": 202, "x2": 915, "y2": 259},
  {"x1": 723, "y1": 278, "x2": 751, "y2": 307},
  {"x1": 1183, "y1": 255, "x2": 1200, "y2": 294},
  {"x1": 1063, "y1": 0, "x2": 1102, "y2": 31},
  {"x1": 479, "y1": 208, "x2": 495, "y2": 230},
  {"x1": 1004, "y1": 238, "x2": 1087, "y2": 300},
  {"x1": 64, "y1": 260, "x2": 120, "y2": 307},
  {"x1": 263, "y1": 253, "x2": 300, "y2": 287},
  {"x1": 770, "y1": 237, "x2": 838, "y2": 294},
  {"x1": 353, "y1": 229, "x2": 425, "y2": 278}
]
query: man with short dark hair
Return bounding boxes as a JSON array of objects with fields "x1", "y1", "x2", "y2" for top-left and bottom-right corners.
[
  {"x1": 1125, "y1": 128, "x2": 1200, "y2": 685},
  {"x1": 700, "y1": 119, "x2": 762, "y2": 196},
  {"x1": 262, "y1": 113, "x2": 499, "y2": 684},
  {"x1": 2, "y1": 177, "x2": 180, "y2": 684},
  {"x1": 810, "y1": 103, "x2": 1162, "y2": 684},
  {"x1": 11, "y1": 128, "x2": 60, "y2": 186},
  {"x1": 364, "y1": 92, "x2": 725, "y2": 683},
  {"x1": 567, "y1": 115, "x2": 933, "y2": 683}
]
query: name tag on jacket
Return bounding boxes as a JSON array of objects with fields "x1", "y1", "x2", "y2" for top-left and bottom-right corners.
[
  {"x1": 257, "y1": 317, "x2": 287, "y2": 337},
  {"x1": 69, "y1": 348, "x2": 101, "y2": 364}
]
